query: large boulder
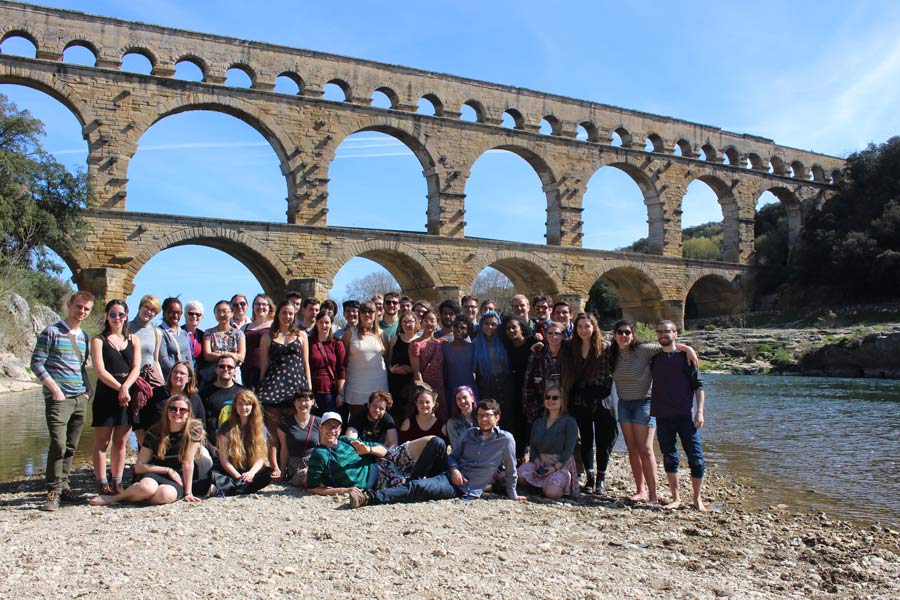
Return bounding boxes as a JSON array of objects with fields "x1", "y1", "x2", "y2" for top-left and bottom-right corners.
[
  {"x1": 0, "y1": 292, "x2": 60, "y2": 393},
  {"x1": 798, "y1": 331, "x2": 900, "y2": 378}
]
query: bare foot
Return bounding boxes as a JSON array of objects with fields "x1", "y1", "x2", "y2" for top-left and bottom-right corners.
[
  {"x1": 693, "y1": 498, "x2": 708, "y2": 512},
  {"x1": 87, "y1": 494, "x2": 116, "y2": 506},
  {"x1": 664, "y1": 500, "x2": 683, "y2": 510},
  {"x1": 629, "y1": 492, "x2": 648, "y2": 502}
]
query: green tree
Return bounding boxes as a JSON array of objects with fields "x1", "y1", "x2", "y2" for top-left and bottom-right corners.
[
  {"x1": 793, "y1": 137, "x2": 900, "y2": 300},
  {"x1": 0, "y1": 93, "x2": 89, "y2": 308}
]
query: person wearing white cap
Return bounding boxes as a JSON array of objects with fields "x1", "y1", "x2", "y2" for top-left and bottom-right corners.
[{"x1": 306, "y1": 409, "x2": 446, "y2": 496}]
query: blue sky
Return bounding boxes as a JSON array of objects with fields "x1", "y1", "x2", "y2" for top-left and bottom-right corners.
[{"x1": 3, "y1": 1, "x2": 900, "y2": 328}]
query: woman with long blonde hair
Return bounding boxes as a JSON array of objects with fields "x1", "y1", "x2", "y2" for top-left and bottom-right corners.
[
  {"x1": 89, "y1": 394, "x2": 206, "y2": 505},
  {"x1": 210, "y1": 390, "x2": 278, "y2": 495}
]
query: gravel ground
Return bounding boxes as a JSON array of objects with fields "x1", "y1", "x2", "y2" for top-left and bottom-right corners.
[{"x1": 1, "y1": 455, "x2": 898, "y2": 600}]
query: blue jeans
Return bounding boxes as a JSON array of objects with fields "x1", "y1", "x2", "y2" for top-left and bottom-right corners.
[
  {"x1": 371, "y1": 473, "x2": 458, "y2": 505},
  {"x1": 313, "y1": 393, "x2": 335, "y2": 415},
  {"x1": 655, "y1": 415, "x2": 705, "y2": 479}
]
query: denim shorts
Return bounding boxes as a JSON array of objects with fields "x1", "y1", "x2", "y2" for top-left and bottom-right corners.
[{"x1": 617, "y1": 398, "x2": 655, "y2": 428}]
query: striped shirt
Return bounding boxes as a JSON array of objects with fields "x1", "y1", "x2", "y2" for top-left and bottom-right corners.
[
  {"x1": 612, "y1": 342, "x2": 662, "y2": 401},
  {"x1": 30, "y1": 321, "x2": 89, "y2": 399}
]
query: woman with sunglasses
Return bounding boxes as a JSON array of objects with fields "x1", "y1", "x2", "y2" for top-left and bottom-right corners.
[
  {"x1": 519, "y1": 384, "x2": 579, "y2": 498},
  {"x1": 203, "y1": 300, "x2": 246, "y2": 385},
  {"x1": 342, "y1": 300, "x2": 388, "y2": 420},
  {"x1": 89, "y1": 394, "x2": 206, "y2": 506},
  {"x1": 210, "y1": 390, "x2": 277, "y2": 495},
  {"x1": 135, "y1": 360, "x2": 206, "y2": 446},
  {"x1": 241, "y1": 294, "x2": 275, "y2": 391},
  {"x1": 562, "y1": 313, "x2": 616, "y2": 494},
  {"x1": 90, "y1": 299, "x2": 142, "y2": 496},
  {"x1": 610, "y1": 319, "x2": 697, "y2": 504},
  {"x1": 257, "y1": 300, "x2": 311, "y2": 448},
  {"x1": 230, "y1": 294, "x2": 252, "y2": 329}
]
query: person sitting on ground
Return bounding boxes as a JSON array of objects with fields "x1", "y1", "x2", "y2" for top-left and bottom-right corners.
[
  {"x1": 518, "y1": 384, "x2": 580, "y2": 498},
  {"x1": 347, "y1": 390, "x2": 398, "y2": 447},
  {"x1": 306, "y1": 412, "x2": 447, "y2": 496},
  {"x1": 89, "y1": 394, "x2": 207, "y2": 506},
  {"x1": 444, "y1": 386, "x2": 477, "y2": 450},
  {"x1": 278, "y1": 390, "x2": 321, "y2": 487},
  {"x1": 346, "y1": 399, "x2": 526, "y2": 508},
  {"x1": 398, "y1": 385, "x2": 447, "y2": 444},
  {"x1": 209, "y1": 390, "x2": 279, "y2": 496}
]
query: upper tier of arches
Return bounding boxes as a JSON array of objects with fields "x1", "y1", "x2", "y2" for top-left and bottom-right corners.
[{"x1": 0, "y1": 2, "x2": 843, "y2": 183}]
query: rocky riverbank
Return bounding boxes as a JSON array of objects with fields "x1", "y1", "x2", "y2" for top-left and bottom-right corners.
[
  {"x1": 0, "y1": 293, "x2": 56, "y2": 394},
  {"x1": 1, "y1": 455, "x2": 897, "y2": 599},
  {"x1": 681, "y1": 324, "x2": 900, "y2": 378}
]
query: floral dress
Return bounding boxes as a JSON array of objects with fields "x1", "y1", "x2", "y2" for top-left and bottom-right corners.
[{"x1": 256, "y1": 338, "x2": 308, "y2": 408}]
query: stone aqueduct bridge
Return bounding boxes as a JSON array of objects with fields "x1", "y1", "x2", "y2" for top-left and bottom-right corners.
[{"x1": 1, "y1": 2, "x2": 844, "y2": 325}]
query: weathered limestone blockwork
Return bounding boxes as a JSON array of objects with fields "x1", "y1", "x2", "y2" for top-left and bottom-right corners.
[{"x1": 0, "y1": 2, "x2": 844, "y2": 324}]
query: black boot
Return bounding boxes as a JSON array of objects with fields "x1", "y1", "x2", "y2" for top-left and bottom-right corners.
[
  {"x1": 584, "y1": 470, "x2": 595, "y2": 493},
  {"x1": 595, "y1": 474, "x2": 606, "y2": 495}
]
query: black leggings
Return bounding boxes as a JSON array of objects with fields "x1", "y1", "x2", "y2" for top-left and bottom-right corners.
[{"x1": 573, "y1": 404, "x2": 617, "y2": 475}]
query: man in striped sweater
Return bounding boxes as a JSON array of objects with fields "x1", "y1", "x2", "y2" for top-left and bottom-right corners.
[{"x1": 30, "y1": 291, "x2": 95, "y2": 511}]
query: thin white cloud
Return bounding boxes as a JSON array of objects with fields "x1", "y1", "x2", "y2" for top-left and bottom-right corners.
[{"x1": 748, "y1": 19, "x2": 900, "y2": 155}]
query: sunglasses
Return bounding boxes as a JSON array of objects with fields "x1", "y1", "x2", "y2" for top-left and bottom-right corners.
[
  {"x1": 360, "y1": 309, "x2": 375, "y2": 315},
  {"x1": 616, "y1": 329, "x2": 633, "y2": 336},
  {"x1": 108, "y1": 312, "x2": 127, "y2": 319},
  {"x1": 546, "y1": 331, "x2": 562, "y2": 337},
  {"x1": 232, "y1": 301, "x2": 247, "y2": 307},
  {"x1": 384, "y1": 300, "x2": 399, "y2": 305},
  {"x1": 187, "y1": 311, "x2": 202, "y2": 317},
  {"x1": 217, "y1": 365, "x2": 236, "y2": 370},
  {"x1": 168, "y1": 406, "x2": 189, "y2": 415},
  {"x1": 544, "y1": 394, "x2": 560, "y2": 400}
]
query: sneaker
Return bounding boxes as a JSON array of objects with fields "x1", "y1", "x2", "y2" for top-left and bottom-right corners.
[
  {"x1": 348, "y1": 488, "x2": 368, "y2": 509},
  {"x1": 41, "y1": 491, "x2": 60, "y2": 512},
  {"x1": 59, "y1": 486, "x2": 83, "y2": 503}
]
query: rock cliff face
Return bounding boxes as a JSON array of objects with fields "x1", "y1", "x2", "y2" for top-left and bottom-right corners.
[
  {"x1": 0, "y1": 293, "x2": 60, "y2": 393},
  {"x1": 681, "y1": 325, "x2": 900, "y2": 378}
]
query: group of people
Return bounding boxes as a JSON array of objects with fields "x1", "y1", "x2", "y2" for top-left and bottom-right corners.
[{"x1": 31, "y1": 288, "x2": 708, "y2": 513}]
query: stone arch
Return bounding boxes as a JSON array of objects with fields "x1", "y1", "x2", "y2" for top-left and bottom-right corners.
[
  {"x1": 685, "y1": 174, "x2": 740, "y2": 262},
  {"x1": 226, "y1": 62, "x2": 256, "y2": 86},
  {"x1": 646, "y1": 133, "x2": 666, "y2": 153},
  {"x1": 464, "y1": 142, "x2": 559, "y2": 243},
  {"x1": 275, "y1": 71, "x2": 304, "y2": 94},
  {"x1": 503, "y1": 108, "x2": 525, "y2": 130},
  {"x1": 325, "y1": 78, "x2": 351, "y2": 101},
  {"x1": 594, "y1": 264, "x2": 670, "y2": 324},
  {"x1": 327, "y1": 120, "x2": 439, "y2": 202},
  {"x1": 468, "y1": 250, "x2": 562, "y2": 299},
  {"x1": 0, "y1": 67, "x2": 95, "y2": 129},
  {"x1": 747, "y1": 152, "x2": 765, "y2": 171},
  {"x1": 590, "y1": 158, "x2": 664, "y2": 253},
  {"x1": 757, "y1": 185, "x2": 803, "y2": 250},
  {"x1": 174, "y1": 54, "x2": 208, "y2": 80},
  {"x1": 613, "y1": 127, "x2": 633, "y2": 147},
  {"x1": 722, "y1": 146, "x2": 741, "y2": 166},
  {"x1": 769, "y1": 156, "x2": 787, "y2": 175},
  {"x1": 128, "y1": 228, "x2": 288, "y2": 297},
  {"x1": 810, "y1": 164, "x2": 826, "y2": 182},
  {"x1": 684, "y1": 272, "x2": 743, "y2": 322},
  {"x1": 674, "y1": 139, "x2": 693, "y2": 157},
  {"x1": 63, "y1": 39, "x2": 100, "y2": 59},
  {"x1": 121, "y1": 45, "x2": 158, "y2": 68},
  {"x1": 1, "y1": 28, "x2": 40, "y2": 50},
  {"x1": 373, "y1": 85, "x2": 400, "y2": 108},
  {"x1": 420, "y1": 93, "x2": 444, "y2": 116},
  {"x1": 700, "y1": 143, "x2": 717, "y2": 162},
  {"x1": 790, "y1": 160, "x2": 806, "y2": 179},
  {"x1": 462, "y1": 99, "x2": 485, "y2": 123},
  {"x1": 541, "y1": 114, "x2": 561, "y2": 135},
  {"x1": 327, "y1": 239, "x2": 443, "y2": 301},
  {"x1": 578, "y1": 120, "x2": 599, "y2": 142},
  {"x1": 124, "y1": 94, "x2": 296, "y2": 208}
]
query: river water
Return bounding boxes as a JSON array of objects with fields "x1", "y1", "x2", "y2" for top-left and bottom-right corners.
[{"x1": 3, "y1": 374, "x2": 899, "y2": 525}]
